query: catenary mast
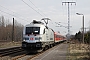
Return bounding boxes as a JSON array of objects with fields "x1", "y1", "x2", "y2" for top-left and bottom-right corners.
[{"x1": 62, "y1": 1, "x2": 76, "y2": 39}]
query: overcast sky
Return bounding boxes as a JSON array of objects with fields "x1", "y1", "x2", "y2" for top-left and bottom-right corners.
[{"x1": 0, "y1": 0, "x2": 90, "y2": 35}]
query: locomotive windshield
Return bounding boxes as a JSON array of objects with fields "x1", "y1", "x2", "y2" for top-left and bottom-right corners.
[{"x1": 26, "y1": 27, "x2": 40, "y2": 34}]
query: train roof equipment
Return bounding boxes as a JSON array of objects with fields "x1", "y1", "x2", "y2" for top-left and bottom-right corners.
[{"x1": 31, "y1": 20, "x2": 44, "y2": 24}]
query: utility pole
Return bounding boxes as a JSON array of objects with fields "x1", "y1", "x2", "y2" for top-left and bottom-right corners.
[
  {"x1": 12, "y1": 18, "x2": 14, "y2": 42},
  {"x1": 62, "y1": 2, "x2": 76, "y2": 39},
  {"x1": 76, "y1": 13, "x2": 84, "y2": 44}
]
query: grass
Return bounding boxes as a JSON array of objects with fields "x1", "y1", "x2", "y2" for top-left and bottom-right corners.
[
  {"x1": 67, "y1": 40, "x2": 90, "y2": 60},
  {"x1": 0, "y1": 41, "x2": 21, "y2": 48},
  {"x1": 68, "y1": 43, "x2": 90, "y2": 60}
]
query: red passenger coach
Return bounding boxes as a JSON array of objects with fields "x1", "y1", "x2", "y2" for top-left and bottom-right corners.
[{"x1": 54, "y1": 32, "x2": 66, "y2": 43}]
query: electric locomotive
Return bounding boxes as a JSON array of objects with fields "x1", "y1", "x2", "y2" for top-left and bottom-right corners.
[{"x1": 22, "y1": 20, "x2": 55, "y2": 51}]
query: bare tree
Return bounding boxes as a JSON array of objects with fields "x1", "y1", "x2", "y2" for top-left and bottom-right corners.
[{"x1": 0, "y1": 16, "x2": 23, "y2": 42}]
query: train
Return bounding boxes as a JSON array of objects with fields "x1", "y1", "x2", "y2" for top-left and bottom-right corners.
[{"x1": 22, "y1": 20, "x2": 66, "y2": 51}]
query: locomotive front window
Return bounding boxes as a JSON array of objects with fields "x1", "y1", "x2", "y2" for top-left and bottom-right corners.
[{"x1": 26, "y1": 27, "x2": 40, "y2": 34}]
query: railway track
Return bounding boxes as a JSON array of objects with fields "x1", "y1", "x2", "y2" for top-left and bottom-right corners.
[
  {"x1": 10, "y1": 46, "x2": 53, "y2": 60},
  {"x1": 0, "y1": 47, "x2": 24, "y2": 57},
  {"x1": 0, "y1": 41, "x2": 66, "y2": 60},
  {"x1": 0, "y1": 46, "x2": 46, "y2": 60},
  {"x1": 11, "y1": 49, "x2": 50, "y2": 60},
  {"x1": 11, "y1": 52, "x2": 40, "y2": 60},
  {"x1": 12, "y1": 41, "x2": 66, "y2": 60}
]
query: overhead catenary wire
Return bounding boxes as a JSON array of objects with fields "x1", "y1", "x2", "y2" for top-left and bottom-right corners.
[
  {"x1": 26, "y1": 0, "x2": 67, "y2": 33},
  {"x1": 22, "y1": 0, "x2": 66, "y2": 32},
  {"x1": 0, "y1": 5, "x2": 31, "y2": 24},
  {"x1": 22, "y1": 0, "x2": 58, "y2": 27},
  {"x1": 0, "y1": 10, "x2": 14, "y2": 17},
  {"x1": 0, "y1": 5, "x2": 19, "y2": 16},
  {"x1": 0, "y1": 5, "x2": 30, "y2": 21},
  {"x1": 28, "y1": 0, "x2": 47, "y2": 17},
  {"x1": 21, "y1": 0, "x2": 45, "y2": 17},
  {"x1": 28, "y1": 0, "x2": 54, "y2": 25},
  {"x1": 0, "y1": 9, "x2": 29, "y2": 23}
]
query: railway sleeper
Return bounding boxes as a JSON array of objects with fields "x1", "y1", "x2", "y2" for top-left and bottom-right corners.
[{"x1": 0, "y1": 49, "x2": 24, "y2": 57}]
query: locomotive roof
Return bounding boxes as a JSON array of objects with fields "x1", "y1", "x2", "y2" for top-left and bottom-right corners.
[
  {"x1": 31, "y1": 20, "x2": 44, "y2": 24},
  {"x1": 25, "y1": 20, "x2": 54, "y2": 31},
  {"x1": 25, "y1": 20, "x2": 45, "y2": 27}
]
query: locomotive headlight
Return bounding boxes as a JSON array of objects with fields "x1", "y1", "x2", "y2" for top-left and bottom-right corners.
[
  {"x1": 35, "y1": 37, "x2": 42, "y2": 40},
  {"x1": 23, "y1": 38, "x2": 26, "y2": 41},
  {"x1": 23, "y1": 37, "x2": 29, "y2": 41},
  {"x1": 23, "y1": 39, "x2": 26, "y2": 41}
]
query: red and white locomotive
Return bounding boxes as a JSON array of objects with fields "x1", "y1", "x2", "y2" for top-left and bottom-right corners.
[{"x1": 22, "y1": 20, "x2": 66, "y2": 51}]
